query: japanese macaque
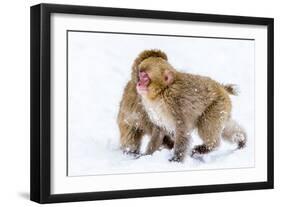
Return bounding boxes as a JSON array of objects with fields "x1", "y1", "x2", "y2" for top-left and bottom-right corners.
[
  {"x1": 136, "y1": 50, "x2": 247, "y2": 162},
  {"x1": 117, "y1": 50, "x2": 174, "y2": 156}
]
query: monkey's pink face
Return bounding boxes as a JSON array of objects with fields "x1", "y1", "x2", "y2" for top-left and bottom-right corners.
[
  {"x1": 136, "y1": 71, "x2": 151, "y2": 95},
  {"x1": 136, "y1": 69, "x2": 174, "y2": 98}
]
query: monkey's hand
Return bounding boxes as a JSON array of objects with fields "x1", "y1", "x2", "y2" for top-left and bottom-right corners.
[
  {"x1": 169, "y1": 152, "x2": 185, "y2": 162},
  {"x1": 123, "y1": 149, "x2": 140, "y2": 156},
  {"x1": 169, "y1": 156, "x2": 182, "y2": 162}
]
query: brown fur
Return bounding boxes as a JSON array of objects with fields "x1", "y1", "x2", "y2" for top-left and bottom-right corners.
[
  {"x1": 117, "y1": 50, "x2": 174, "y2": 155},
  {"x1": 136, "y1": 50, "x2": 247, "y2": 162}
]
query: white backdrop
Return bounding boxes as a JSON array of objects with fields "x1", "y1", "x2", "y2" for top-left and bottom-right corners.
[
  {"x1": 0, "y1": 0, "x2": 279, "y2": 206},
  {"x1": 67, "y1": 30, "x2": 255, "y2": 176}
]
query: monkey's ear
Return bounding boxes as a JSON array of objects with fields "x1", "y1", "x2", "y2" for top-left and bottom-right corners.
[{"x1": 164, "y1": 70, "x2": 174, "y2": 85}]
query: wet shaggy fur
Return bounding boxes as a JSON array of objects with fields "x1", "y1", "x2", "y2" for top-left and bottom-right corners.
[
  {"x1": 136, "y1": 50, "x2": 247, "y2": 162},
  {"x1": 117, "y1": 50, "x2": 174, "y2": 155}
]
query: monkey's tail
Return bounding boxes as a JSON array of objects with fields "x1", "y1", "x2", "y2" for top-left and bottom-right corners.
[
  {"x1": 222, "y1": 119, "x2": 247, "y2": 149},
  {"x1": 222, "y1": 84, "x2": 239, "y2": 96}
]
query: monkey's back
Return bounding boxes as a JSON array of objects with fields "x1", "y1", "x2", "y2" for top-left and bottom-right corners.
[{"x1": 164, "y1": 72, "x2": 232, "y2": 123}]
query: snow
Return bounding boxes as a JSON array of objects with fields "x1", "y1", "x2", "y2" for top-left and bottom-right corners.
[{"x1": 67, "y1": 31, "x2": 255, "y2": 176}]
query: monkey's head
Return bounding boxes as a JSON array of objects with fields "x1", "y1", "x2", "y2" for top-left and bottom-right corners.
[
  {"x1": 131, "y1": 49, "x2": 168, "y2": 84},
  {"x1": 136, "y1": 56, "x2": 175, "y2": 100}
]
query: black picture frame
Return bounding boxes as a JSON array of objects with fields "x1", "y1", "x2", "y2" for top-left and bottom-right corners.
[{"x1": 30, "y1": 3, "x2": 274, "y2": 204}]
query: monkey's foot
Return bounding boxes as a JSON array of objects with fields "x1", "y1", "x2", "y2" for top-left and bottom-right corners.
[
  {"x1": 238, "y1": 140, "x2": 246, "y2": 149},
  {"x1": 191, "y1": 144, "x2": 211, "y2": 157},
  {"x1": 232, "y1": 132, "x2": 247, "y2": 149}
]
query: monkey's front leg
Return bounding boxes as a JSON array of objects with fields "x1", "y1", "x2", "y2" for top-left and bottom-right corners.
[
  {"x1": 169, "y1": 128, "x2": 190, "y2": 162},
  {"x1": 145, "y1": 127, "x2": 164, "y2": 155}
]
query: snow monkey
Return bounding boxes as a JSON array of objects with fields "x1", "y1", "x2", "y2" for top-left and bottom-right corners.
[
  {"x1": 136, "y1": 50, "x2": 247, "y2": 162},
  {"x1": 117, "y1": 50, "x2": 174, "y2": 155}
]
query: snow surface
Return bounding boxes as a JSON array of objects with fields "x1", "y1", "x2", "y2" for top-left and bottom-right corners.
[{"x1": 67, "y1": 31, "x2": 255, "y2": 176}]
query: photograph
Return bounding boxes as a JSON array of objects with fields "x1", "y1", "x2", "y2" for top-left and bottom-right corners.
[{"x1": 67, "y1": 31, "x2": 255, "y2": 176}]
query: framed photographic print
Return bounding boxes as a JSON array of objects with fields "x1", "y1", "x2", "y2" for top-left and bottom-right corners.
[{"x1": 30, "y1": 3, "x2": 274, "y2": 203}]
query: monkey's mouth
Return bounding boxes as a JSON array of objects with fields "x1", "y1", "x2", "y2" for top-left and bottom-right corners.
[{"x1": 136, "y1": 71, "x2": 150, "y2": 94}]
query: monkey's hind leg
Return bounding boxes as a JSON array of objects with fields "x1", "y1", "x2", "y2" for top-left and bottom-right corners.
[
  {"x1": 120, "y1": 125, "x2": 144, "y2": 155},
  {"x1": 192, "y1": 101, "x2": 230, "y2": 157},
  {"x1": 222, "y1": 119, "x2": 247, "y2": 149}
]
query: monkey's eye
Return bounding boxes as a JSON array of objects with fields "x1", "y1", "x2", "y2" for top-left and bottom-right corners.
[{"x1": 138, "y1": 70, "x2": 145, "y2": 77}]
